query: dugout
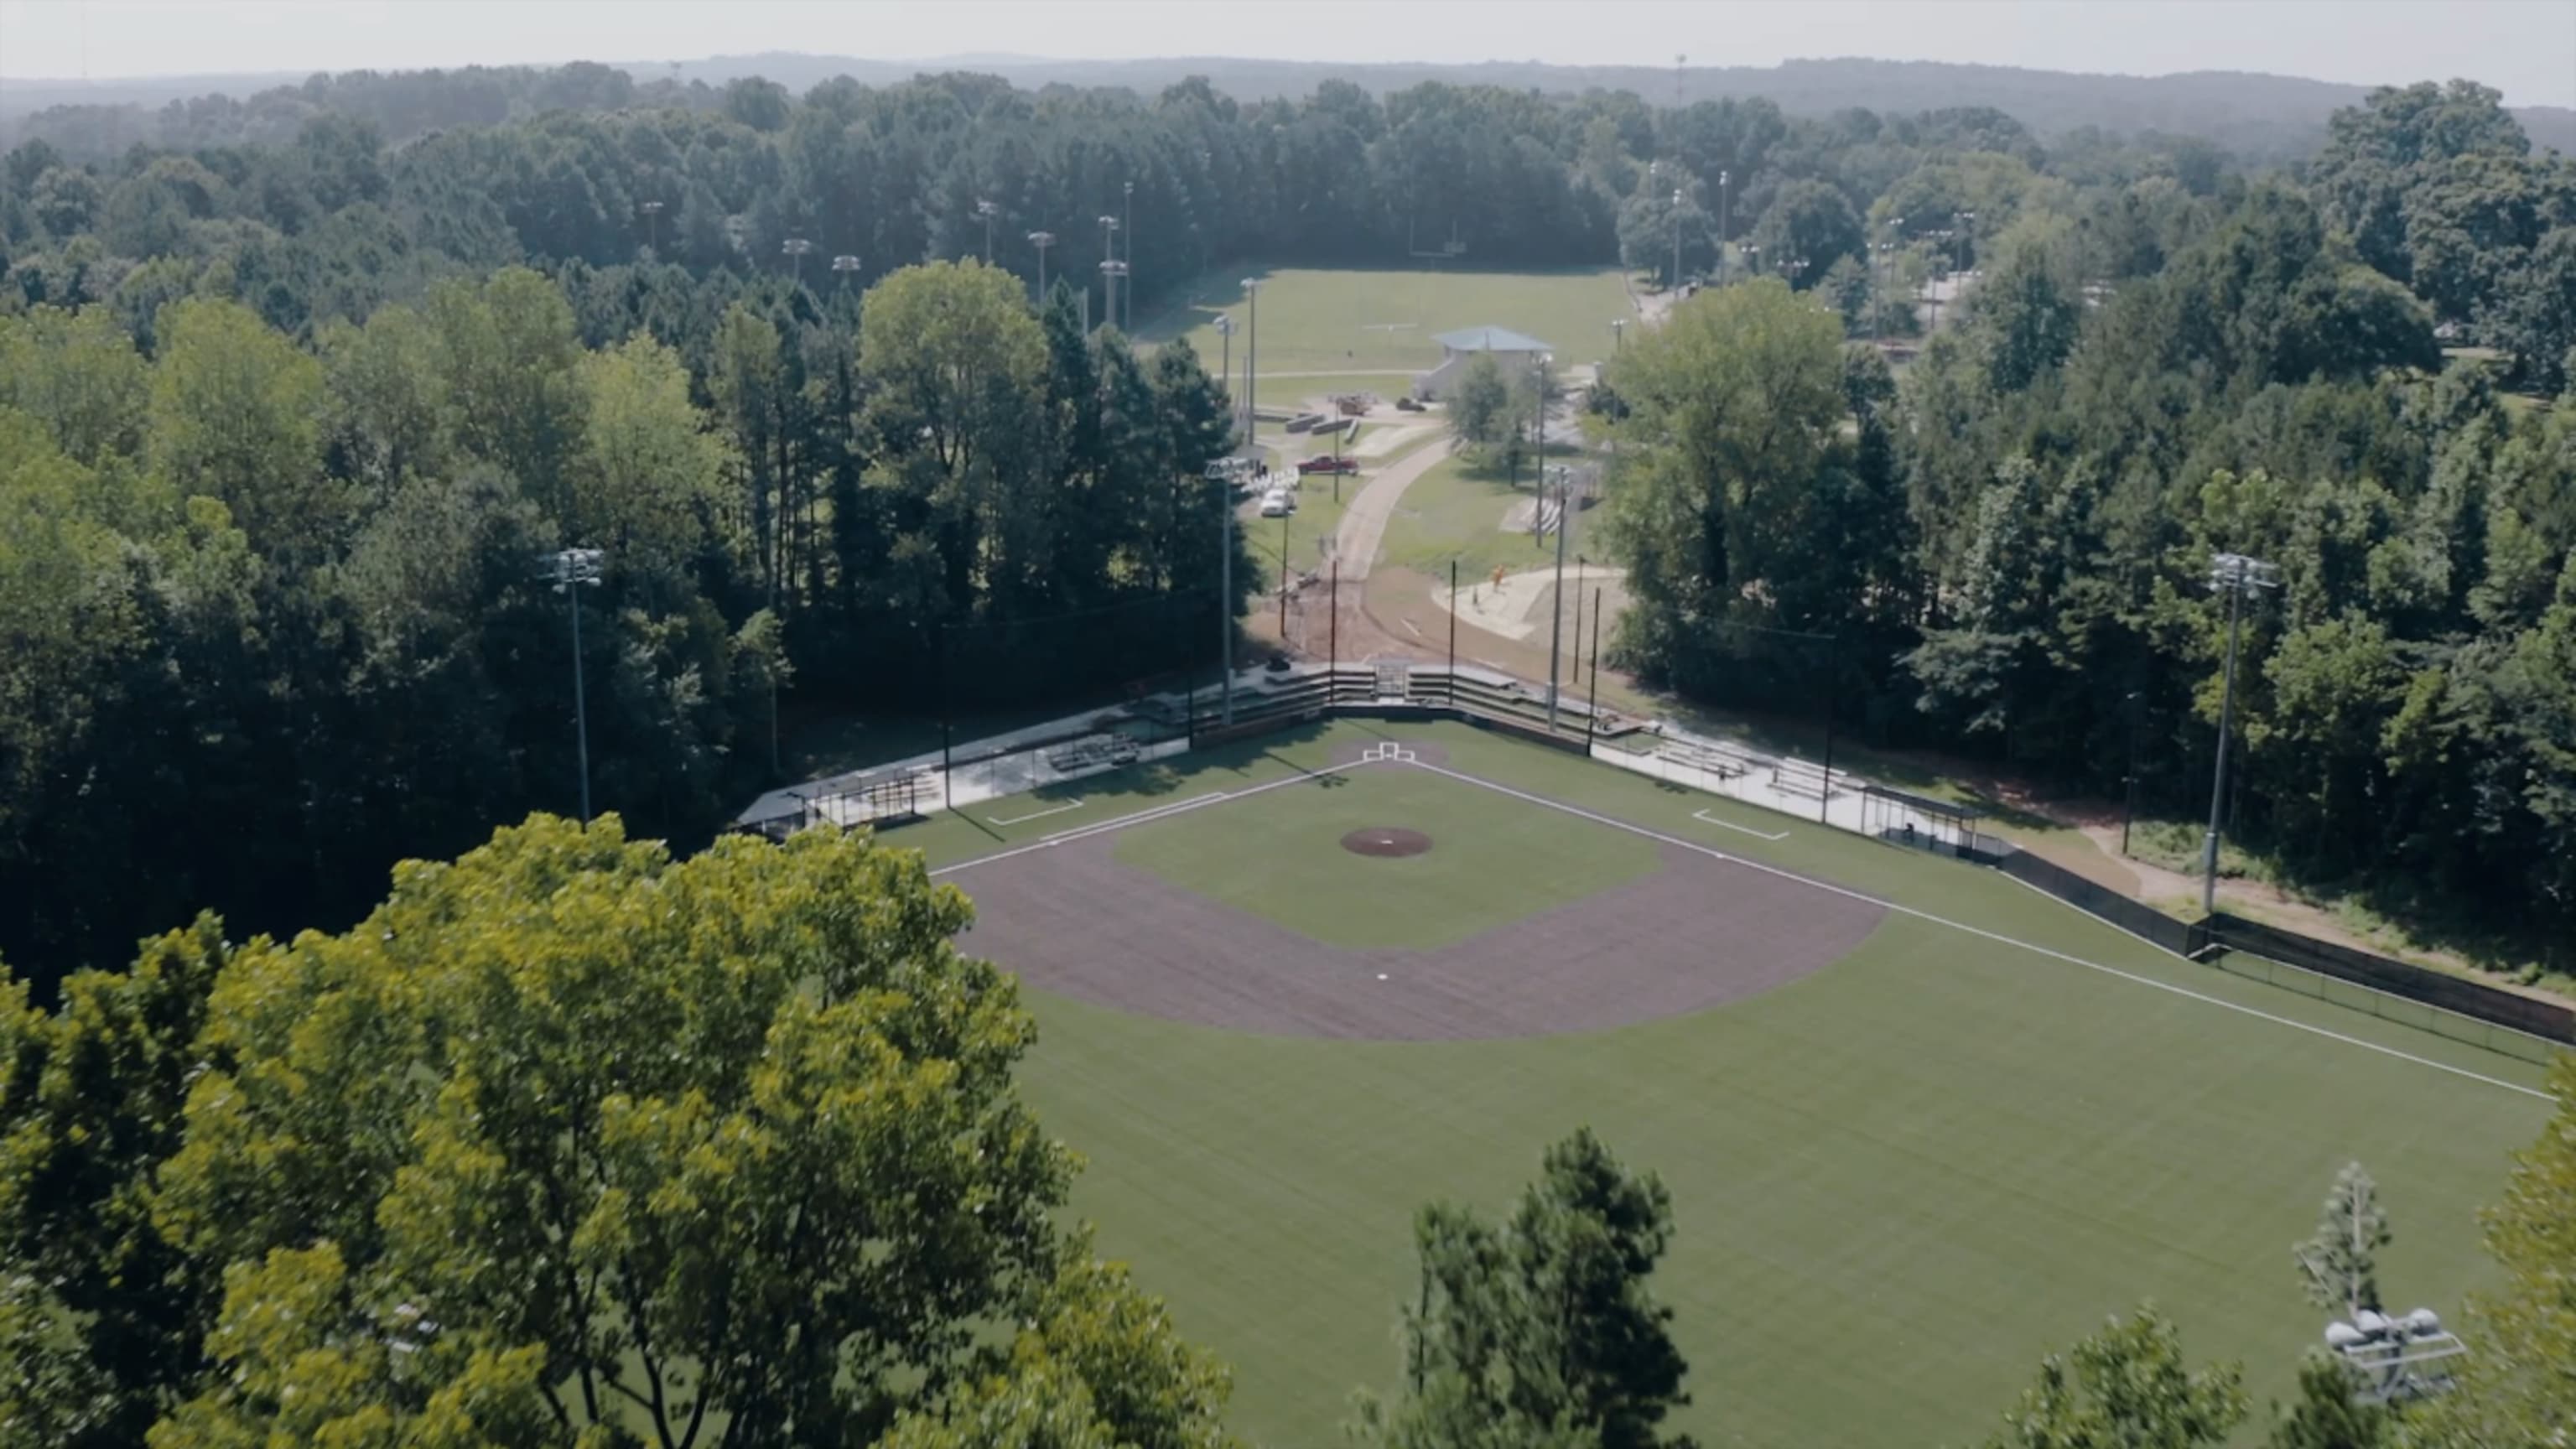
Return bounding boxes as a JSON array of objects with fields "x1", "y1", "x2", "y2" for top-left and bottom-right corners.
[{"x1": 1859, "y1": 784, "x2": 1986, "y2": 859}]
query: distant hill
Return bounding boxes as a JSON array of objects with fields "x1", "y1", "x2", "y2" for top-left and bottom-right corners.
[{"x1": 6, "y1": 53, "x2": 2569, "y2": 165}]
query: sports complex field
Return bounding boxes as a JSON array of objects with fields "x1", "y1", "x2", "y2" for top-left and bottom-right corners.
[
  {"x1": 890, "y1": 719, "x2": 2555, "y2": 1448},
  {"x1": 1146, "y1": 264, "x2": 1638, "y2": 374}
]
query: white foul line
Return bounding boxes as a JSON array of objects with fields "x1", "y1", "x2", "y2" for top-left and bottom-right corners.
[
  {"x1": 1405, "y1": 759, "x2": 2550, "y2": 1102},
  {"x1": 932, "y1": 764, "x2": 1374, "y2": 878},
  {"x1": 988, "y1": 797, "x2": 1085, "y2": 827},
  {"x1": 1692, "y1": 807, "x2": 1790, "y2": 841}
]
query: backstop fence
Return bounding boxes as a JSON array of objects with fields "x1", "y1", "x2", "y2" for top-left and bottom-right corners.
[{"x1": 745, "y1": 656, "x2": 2573, "y2": 1062}]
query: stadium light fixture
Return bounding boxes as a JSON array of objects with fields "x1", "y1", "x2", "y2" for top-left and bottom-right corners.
[
  {"x1": 2202, "y1": 551, "x2": 2281, "y2": 914},
  {"x1": 538, "y1": 548, "x2": 605, "y2": 823}
]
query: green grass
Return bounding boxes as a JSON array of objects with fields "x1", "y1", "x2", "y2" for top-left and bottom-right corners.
[
  {"x1": 1144, "y1": 265, "x2": 1637, "y2": 375},
  {"x1": 1378, "y1": 449, "x2": 1577, "y2": 582},
  {"x1": 1114, "y1": 765, "x2": 1663, "y2": 949},
  {"x1": 890, "y1": 721, "x2": 2553, "y2": 1449},
  {"x1": 1240, "y1": 475, "x2": 1353, "y2": 593}
]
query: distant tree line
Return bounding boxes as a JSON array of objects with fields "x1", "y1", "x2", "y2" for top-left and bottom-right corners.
[
  {"x1": 3, "y1": 62, "x2": 2573, "y2": 976},
  {"x1": 1602, "y1": 80, "x2": 2576, "y2": 971}
]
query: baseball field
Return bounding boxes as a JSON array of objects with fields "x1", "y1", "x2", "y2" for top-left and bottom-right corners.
[{"x1": 885, "y1": 719, "x2": 2554, "y2": 1447}]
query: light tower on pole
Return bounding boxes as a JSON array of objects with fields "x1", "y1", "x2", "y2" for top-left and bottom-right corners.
[
  {"x1": 1214, "y1": 314, "x2": 1235, "y2": 426},
  {"x1": 974, "y1": 199, "x2": 998, "y2": 262},
  {"x1": 1240, "y1": 278, "x2": 1260, "y2": 444},
  {"x1": 1122, "y1": 179, "x2": 1135, "y2": 332},
  {"x1": 1670, "y1": 189, "x2": 1685, "y2": 292},
  {"x1": 539, "y1": 548, "x2": 605, "y2": 823},
  {"x1": 639, "y1": 200, "x2": 663, "y2": 258},
  {"x1": 2201, "y1": 550, "x2": 2280, "y2": 914},
  {"x1": 1027, "y1": 231, "x2": 1056, "y2": 304},
  {"x1": 781, "y1": 236, "x2": 813, "y2": 292},
  {"x1": 1097, "y1": 214, "x2": 1120, "y2": 331},
  {"x1": 1716, "y1": 169, "x2": 1728, "y2": 274}
]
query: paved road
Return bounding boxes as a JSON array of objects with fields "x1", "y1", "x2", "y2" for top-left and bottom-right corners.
[{"x1": 1332, "y1": 435, "x2": 1454, "y2": 582}]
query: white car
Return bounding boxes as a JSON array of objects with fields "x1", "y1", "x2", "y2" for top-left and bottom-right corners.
[{"x1": 1257, "y1": 488, "x2": 1296, "y2": 517}]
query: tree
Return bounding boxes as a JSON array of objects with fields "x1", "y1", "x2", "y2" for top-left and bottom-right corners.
[
  {"x1": 1747, "y1": 179, "x2": 1864, "y2": 290},
  {"x1": 0, "y1": 922, "x2": 233, "y2": 1449},
  {"x1": 1446, "y1": 352, "x2": 1512, "y2": 454},
  {"x1": 1602, "y1": 279, "x2": 1852, "y2": 699},
  {"x1": 2483, "y1": 225, "x2": 2576, "y2": 395},
  {"x1": 151, "y1": 814, "x2": 1083, "y2": 1447},
  {"x1": 1980, "y1": 1306, "x2": 2246, "y2": 1449},
  {"x1": 2407, "y1": 1055, "x2": 2576, "y2": 1446},
  {"x1": 2292, "y1": 1162, "x2": 2393, "y2": 1319},
  {"x1": 1353, "y1": 1130, "x2": 1691, "y2": 1449},
  {"x1": 2263, "y1": 1354, "x2": 2386, "y2": 1449},
  {"x1": 146, "y1": 296, "x2": 336, "y2": 553}
]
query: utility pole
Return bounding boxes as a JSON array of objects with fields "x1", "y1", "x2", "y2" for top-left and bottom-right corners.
[
  {"x1": 1028, "y1": 230, "x2": 1055, "y2": 304},
  {"x1": 540, "y1": 548, "x2": 605, "y2": 823},
  {"x1": 975, "y1": 199, "x2": 998, "y2": 263},
  {"x1": 1123, "y1": 179, "x2": 1135, "y2": 332},
  {"x1": 2202, "y1": 551, "x2": 2280, "y2": 915}
]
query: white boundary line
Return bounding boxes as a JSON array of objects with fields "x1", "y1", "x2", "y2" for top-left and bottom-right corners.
[
  {"x1": 1404, "y1": 759, "x2": 2551, "y2": 1102},
  {"x1": 989, "y1": 797, "x2": 1085, "y2": 827},
  {"x1": 1692, "y1": 807, "x2": 1790, "y2": 841},
  {"x1": 933, "y1": 765, "x2": 1374, "y2": 877}
]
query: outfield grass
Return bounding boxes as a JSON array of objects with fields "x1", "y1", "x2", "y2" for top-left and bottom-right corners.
[
  {"x1": 894, "y1": 720, "x2": 2553, "y2": 1449},
  {"x1": 1114, "y1": 765, "x2": 1663, "y2": 949},
  {"x1": 1145, "y1": 265, "x2": 1636, "y2": 374}
]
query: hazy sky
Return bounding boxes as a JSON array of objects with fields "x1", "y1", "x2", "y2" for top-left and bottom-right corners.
[{"x1": 3, "y1": 0, "x2": 2570, "y2": 106}]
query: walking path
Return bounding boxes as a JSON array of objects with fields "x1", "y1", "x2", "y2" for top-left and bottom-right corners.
[{"x1": 1332, "y1": 436, "x2": 1453, "y2": 583}]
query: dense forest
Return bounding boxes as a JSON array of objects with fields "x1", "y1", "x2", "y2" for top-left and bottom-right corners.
[{"x1": 3, "y1": 61, "x2": 2574, "y2": 990}]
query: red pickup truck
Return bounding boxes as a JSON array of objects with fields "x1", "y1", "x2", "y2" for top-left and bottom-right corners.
[{"x1": 1297, "y1": 455, "x2": 1359, "y2": 475}]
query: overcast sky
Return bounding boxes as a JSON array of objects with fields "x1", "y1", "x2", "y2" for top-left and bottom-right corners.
[{"x1": 3, "y1": 0, "x2": 2569, "y2": 106}]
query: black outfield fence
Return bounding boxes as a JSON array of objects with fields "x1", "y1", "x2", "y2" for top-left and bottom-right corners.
[
  {"x1": 1991, "y1": 843, "x2": 2568, "y2": 1062},
  {"x1": 2199, "y1": 912, "x2": 2572, "y2": 1059},
  {"x1": 1994, "y1": 847, "x2": 2210, "y2": 958}
]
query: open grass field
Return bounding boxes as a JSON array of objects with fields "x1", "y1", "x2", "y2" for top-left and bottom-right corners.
[
  {"x1": 888, "y1": 719, "x2": 2555, "y2": 1449},
  {"x1": 1378, "y1": 449, "x2": 1592, "y2": 583},
  {"x1": 1143, "y1": 265, "x2": 1636, "y2": 374}
]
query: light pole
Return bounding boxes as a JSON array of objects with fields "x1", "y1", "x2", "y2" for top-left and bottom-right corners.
[
  {"x1": 1241, "y1": 277, "x2": 1259, "y2": 444},
  {"x1": 2202, "y1": 551, "x2": 2280, "y2": 914},
  {"x1": 1539, "y1": 353, "x2": 1571, "y2": 730},
  {"x1": 782, "y1": 236, "x2": 813, "y2": 292},
  {"x1": 639, "y1": 200, "x2": 663, "y2": 258},
  {"x1": 540, "y1": 548, "x2": 605, "y2": 823},
  {"x1": 1098, "y1": 214, "x2": 1120, "y2": 330},
  {"x1": 830, "y1": 252, "x2": 860, "y2": 288},
  {"x1": 974, "y1": 199, "x2": 998, "y2": 263},
  {"x1": 1122, "y1": 179, "x2": 1135, "y2": 332},
  {"x1": 1099, "y1": 259, "x2": 1128, "y2": 334},
  {"x1": 1670, "y1": 188, "x2": 1684, "y2": 292},
  {"x1": 1028, "y1": 230, "x2": 1055, "y2": 304},
  {"x1": 1610, "y1": 317, "x2": 1625, "y2": 352},
  {"x1": 1214, "y1": 314, "x2": 1235, "y2": 428},
  {"x1": 1218, "y1": 471, "x2": 1235, "y2": 724},
  {"x1": 1716, "y1": 169, "x2": 1729, "y2": 273}
]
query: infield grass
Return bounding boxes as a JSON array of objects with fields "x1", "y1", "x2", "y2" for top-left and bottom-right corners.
[
  {"x1": 901, "y1": 720, "x2": 2554, "y2": 1449},
  {"x1": 1145, "y1": 266, "x2": 1637, "y2": 374},
  {"x1": 1114, "y1": 764, "x2": 1663, "y2": 949}
]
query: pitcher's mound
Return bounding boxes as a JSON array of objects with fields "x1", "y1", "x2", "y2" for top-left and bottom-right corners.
[{"x1": 1343, "y1": 827, "x2": 1432, "y2": 858}]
